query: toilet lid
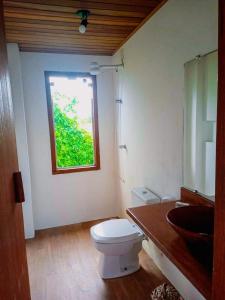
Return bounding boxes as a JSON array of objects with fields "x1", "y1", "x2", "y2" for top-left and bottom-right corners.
[{"x1": 91, "y1": 219, "x2": 142, "y2": 243}]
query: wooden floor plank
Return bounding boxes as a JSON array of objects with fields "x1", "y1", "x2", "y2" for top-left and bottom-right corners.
[{"x1": 26, "y1": 219, "x2": 168, "y2": 300}]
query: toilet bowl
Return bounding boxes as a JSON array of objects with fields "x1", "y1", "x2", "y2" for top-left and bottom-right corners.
[{"x1": 90, "y1": 219, "x2": 144, "y2": 279}]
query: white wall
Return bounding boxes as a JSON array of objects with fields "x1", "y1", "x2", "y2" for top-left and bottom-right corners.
[
  {"x1": 7, "y1": 44, "x2": 35, "y2": 238},
  {"x1": 21, "y1": 52, "x2": 118, "y2": 230},
  {"x1": 113, "y1": 0, "x2": 218, "y2": 214}
]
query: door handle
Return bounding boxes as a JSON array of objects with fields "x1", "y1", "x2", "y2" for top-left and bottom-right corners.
[{"x1": 13, "y1": 172, "x2": 25, "y2": 203}]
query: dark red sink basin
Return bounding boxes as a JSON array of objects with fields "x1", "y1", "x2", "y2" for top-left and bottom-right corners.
[{"x1": 166, "y1": 205, "x2": 214, "y2": 246}]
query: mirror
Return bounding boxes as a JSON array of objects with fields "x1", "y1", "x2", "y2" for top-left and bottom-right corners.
[{"x1": 183, "y1": 51, "x2": 218, "y2": 197}]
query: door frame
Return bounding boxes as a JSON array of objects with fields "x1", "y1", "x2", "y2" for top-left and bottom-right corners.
[
  {"x1": 212, "y1": 0, "x2": 225, "y2": 298},
  {"x1": 0, "y1": 0, "x2": 31, "y2": 299}
]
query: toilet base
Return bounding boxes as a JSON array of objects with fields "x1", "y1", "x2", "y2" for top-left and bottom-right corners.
[{"x1": 99, "y1": 250, "x2": 140, "y2": 279}]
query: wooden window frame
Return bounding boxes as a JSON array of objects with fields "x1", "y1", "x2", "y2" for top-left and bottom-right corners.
[{"x1": 45, "y1": 71, "x2": 100, "y2": 175}]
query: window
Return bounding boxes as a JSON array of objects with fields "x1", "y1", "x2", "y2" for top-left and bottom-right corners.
[{"x1": 45, "y1": 71, "x2": 100, "y2": 174}]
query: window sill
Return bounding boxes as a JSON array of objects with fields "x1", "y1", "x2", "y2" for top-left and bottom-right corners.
[{"x1": 52, "y1": 165, "x2": 100, "y2": 175}]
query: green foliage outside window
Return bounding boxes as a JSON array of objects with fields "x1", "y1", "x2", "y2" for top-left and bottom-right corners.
[{"x1": 53, "y1": 93, "x2": 94, "y2": 168}]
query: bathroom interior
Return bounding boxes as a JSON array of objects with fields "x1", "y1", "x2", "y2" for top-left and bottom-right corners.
[{"x1": 0, "y1": 0, "x2": 223, "y2": 299}]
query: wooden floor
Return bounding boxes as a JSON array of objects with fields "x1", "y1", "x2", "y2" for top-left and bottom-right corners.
[{"x1": 26, "y1": 219, "x2": 168, "y2": 300}]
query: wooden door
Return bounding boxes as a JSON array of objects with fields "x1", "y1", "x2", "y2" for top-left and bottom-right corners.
[{"x1": 0, "y1": 2, "x2": 31, "y2": 299}]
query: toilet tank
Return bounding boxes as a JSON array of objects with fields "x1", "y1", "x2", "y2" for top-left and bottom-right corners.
[{"x1": 131, "y1": 187, "x2": 160, "y2": 207}]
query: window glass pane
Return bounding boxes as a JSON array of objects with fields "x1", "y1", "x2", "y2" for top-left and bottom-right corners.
[{"x1": 48, "y1": 75, "x2": 95, "y2": 169}]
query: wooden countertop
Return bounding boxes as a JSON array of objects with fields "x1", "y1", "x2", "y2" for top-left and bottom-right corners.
[{"x1": 127, "y1": 202, "x2": 212, "y2": 299}]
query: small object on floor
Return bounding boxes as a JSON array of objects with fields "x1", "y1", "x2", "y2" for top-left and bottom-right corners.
[{"x1": 151, "y1": 283, "x2": 184, "y2": 300}]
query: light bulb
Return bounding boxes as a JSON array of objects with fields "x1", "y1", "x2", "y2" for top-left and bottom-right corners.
[
  {"x1": 79, "y1": 24, "x2": 86, "y2": 34},
  {"x1": 90, "y1": 62, "x2": 100, "y2": 75},
  {"x1": 90, "y1": 67, "x2": 100, "y2": 75}
]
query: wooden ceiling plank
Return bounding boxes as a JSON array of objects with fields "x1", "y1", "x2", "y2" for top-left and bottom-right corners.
[
  {"x1": 5, "y1": 28, "x2": 128, "y2": 39},
  {"x1": 4, "y1": 0, "x2": 160, "y2": 11},
  {"x1": 19, "y1": 42, "x2": 115, "y2": 51},
  {"x1": 78, "y1": 0, "x2": 162, "y2": 7},
  {"x1": 6, "y1": 34, "x2": 127, "y2": 43},
  {"x1": 5, "y1": 24, "x2": 128, "y2": 38},
  {"x1": 6, "y1": 40, "x2": 122, "y2": 48},
  {"x1": 8, "y1": 45, "x2": 118, "y2": 52},
  {"x1": 4, "y1": 7, "x2": 143, "y2": 24},
  {"x1": 10, "y1": 44, "x2": 115, "y2": 52},
  {"x1": 20, "y1": 43, "x2": 112, "y2": 51},
  {"x1": 4, "y1": 12, "x2": 140, "y2": 27},
  {"x1": 7, "y1": 41, "x2": 119, "y2": 50},
  {"x1": 4, "y1": 1, "x2": 149, "y2": 18},
  {"x1": 19, "y1": 47, "x2": 113, "y2": 56},
  {"x1": 4, "y1": 19, "x2": 134, "y2": 34},
  {"x1": 6, "y1": 30, "x2": 124, "y2": 42},
  {"x1": 7, "y1": 34, "x2": 121, "y2": 46},
  {"x1": 7, "y1": 36, "x2": 119, "y2": 48}
]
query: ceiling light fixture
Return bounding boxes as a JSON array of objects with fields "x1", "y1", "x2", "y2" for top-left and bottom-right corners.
[
  {"x1": 75, "y1": 10, "x2": 90, "y2": 34},
  {"x1": 90, "y1": 60, "x2": 124, "y2": 75}
]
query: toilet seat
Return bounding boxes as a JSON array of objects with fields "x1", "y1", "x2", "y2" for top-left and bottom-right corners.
[{"x1": 91, "y1": 219, "x2": 143, "y2": 244}]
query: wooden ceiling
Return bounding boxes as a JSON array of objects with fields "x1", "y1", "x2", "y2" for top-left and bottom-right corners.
[{"x1": 3, "y1": 0, "x2": 167, "y2": 56}]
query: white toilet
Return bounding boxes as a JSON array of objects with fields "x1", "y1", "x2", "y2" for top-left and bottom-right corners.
[
  {"x1": 90, "y1": 187, "x2": 160, "y2": 279},
  {"x1": 91, "y1": 218, "x2": 144, "y2": 279}
]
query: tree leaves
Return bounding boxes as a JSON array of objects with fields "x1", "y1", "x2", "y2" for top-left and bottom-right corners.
[{"x1": 53, "y1": 97, "x2": 94, "y2": 168}]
